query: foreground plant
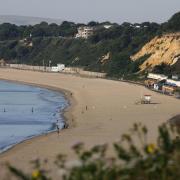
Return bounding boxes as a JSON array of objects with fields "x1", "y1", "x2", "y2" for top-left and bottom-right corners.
[{"x1": 8, "y1": 122, "x2": 180, "y2": 180}]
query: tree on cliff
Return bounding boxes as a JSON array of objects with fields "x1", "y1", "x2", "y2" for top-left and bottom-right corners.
[{"x1": 163, "y1": 11, "x2": 180, "y2": 32}]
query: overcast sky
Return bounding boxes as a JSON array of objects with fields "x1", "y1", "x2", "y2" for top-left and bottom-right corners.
[{"x1": 0, "y1": 0, "x2": 179, "y2": 24}]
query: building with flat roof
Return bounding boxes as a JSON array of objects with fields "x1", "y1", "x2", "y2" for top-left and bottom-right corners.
[
  {"x1": 147, "y1": 73, "x2": 168, "y2": 80},
  {"x1": 75, "y1": 26, "x2": 94, "y2": 39}
]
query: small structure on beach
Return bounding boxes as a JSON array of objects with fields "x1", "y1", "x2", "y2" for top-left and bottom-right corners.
[
  {"x1": 0, "y1": 59, "x2": 6, "y2": 67},
  {"x1": 145, "y1": 78, "x2": 165, "y2": 90},
  {"x1": 145, "y1": 73, "x2": 168, "y2": 88},
  {"x1": 172, "y1": 75, "x2": 180, "y2": 80},
  {"x1": 141, "y1": 95, "x2": 151, "y2": 104},
  {"x1": 145, "y1": 79, "x2": 157, "y2": 88},
  {"x1": 135, "y1": 94, "x2": 152, "y2": 105},
  {"x1": 147, "y1": 73, "x2": 168, "y2": 81},
  {"x1": 162, "y1": 84, "x2": 177, "y2": 95},
  {"x1": 51, "y1": 64, "x2": 65, "y2": 72}
]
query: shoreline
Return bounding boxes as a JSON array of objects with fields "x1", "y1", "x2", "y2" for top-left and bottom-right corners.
[
  {"x1": 0, "y1": 69, "x2": 180, "y2": 178},
  {"x1": 0, "y1": 77, "x2": 179, "y2": 156},
  {"x1": 0, "y1": 78, "x2": 76, "y2": 156}
]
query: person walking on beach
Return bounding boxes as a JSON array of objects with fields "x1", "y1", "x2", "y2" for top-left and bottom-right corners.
[{"x1": 56, "y1": 125, "x2": 60, "y2": 135}]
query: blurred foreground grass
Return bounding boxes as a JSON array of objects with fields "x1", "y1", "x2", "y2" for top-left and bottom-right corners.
[{"x1": 8, "y1": 122, "x2": 180, "y2": 180}]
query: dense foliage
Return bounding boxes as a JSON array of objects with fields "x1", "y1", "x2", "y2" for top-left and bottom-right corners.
[
  {"x1": 162, "y1": 12, "x2": 180, "y2": 32},
  {"x1": 0, "y1": 12, "x2": 180, "y2": 77},
  {"x1": 9, "y1": 122, "x2": 180, "y2": 180}
]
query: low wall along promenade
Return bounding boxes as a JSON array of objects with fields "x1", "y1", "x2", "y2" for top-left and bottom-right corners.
[{"x1": 6, "y1": 64, "x2": 106, "y2": 78}]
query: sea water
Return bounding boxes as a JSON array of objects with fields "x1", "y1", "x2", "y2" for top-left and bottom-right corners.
[{"x1": 0, "y1": 80, "x2": 68, "y2": 152}]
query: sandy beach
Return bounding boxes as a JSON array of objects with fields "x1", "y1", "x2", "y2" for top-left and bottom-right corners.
[{"x1": 0, "y1": 68, "x2": 180, "y2": 178}]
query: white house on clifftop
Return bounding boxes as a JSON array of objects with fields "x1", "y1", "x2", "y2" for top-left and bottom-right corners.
[{"x1": 75, "y1": 26, "x2": 94, "y2": 39}]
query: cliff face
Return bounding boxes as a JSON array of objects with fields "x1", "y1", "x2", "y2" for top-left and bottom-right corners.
[{"x1": 131, "y1": 33, "x2": 180, "y2": 71}]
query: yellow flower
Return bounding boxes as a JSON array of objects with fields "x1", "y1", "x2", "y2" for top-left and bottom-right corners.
[
  {"x1": 147, "y1": 143, "x2": 156, "y2": 154},
  {"x1": 32, "y1": 170, "x2": 41, "y2": 179}
]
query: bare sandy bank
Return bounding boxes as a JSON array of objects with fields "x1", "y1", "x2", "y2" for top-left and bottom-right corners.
[{"x1": 0, "y1": 68, "x2": 180, "y2": 178}]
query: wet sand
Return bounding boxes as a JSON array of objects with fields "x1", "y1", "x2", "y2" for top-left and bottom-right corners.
[{"x1": 0, "y1": 68, "x2": 180, "y2": 178}]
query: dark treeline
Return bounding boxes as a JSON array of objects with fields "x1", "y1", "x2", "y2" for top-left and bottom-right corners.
[
  {"x1": 0, "y1": 21, "x2": 78, "y2": 40},
  {"x1": 0, "y1": 21, "x2": 115, "y2": 40},
  {"x1": 0, "y1": 12, "x2": 180, "y2": 78},
  {"x1": 0, "y1": 11, "x2": 180, "y2": 40}
]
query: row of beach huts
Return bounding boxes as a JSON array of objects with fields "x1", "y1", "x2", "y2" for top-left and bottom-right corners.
[
  {"x1": 1, "y1": 60, "x2": 180, "y2": 96},
  {"x1": 145, "y1": 73, "x2": 180, "y2": 96}
]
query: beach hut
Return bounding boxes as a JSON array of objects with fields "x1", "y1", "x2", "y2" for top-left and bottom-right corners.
[
  {"x1": 162, "y1": 84, "x2": 177, "y2": 95},
  {"x1": 144, "y1": 79, "x2": 157, "y2": 88}
]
